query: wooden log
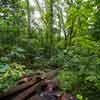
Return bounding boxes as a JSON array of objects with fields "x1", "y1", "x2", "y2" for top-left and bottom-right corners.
[
  {"x1": 44, "y1": 70, "x2": 58, "y2": 80},
  {"x1": 29, "y1": 95, "x2": 42, "y2": 100},
  {"x1": 14, "y1": 70, "x2": 58, "y2": 100},
  {"x1": 0, "y1": 70, "x2": 58, "y2": 100},
  {"x1": 0, "y1": 78, "x2": 41, "y2": 99},
  {"x1": 13, "y1": 83, "x2": 40, "y2": 100}
]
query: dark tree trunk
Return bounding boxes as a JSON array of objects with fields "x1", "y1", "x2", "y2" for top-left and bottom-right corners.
[{"x1": 26, "y1": 0, "x2": 32, "y2": 38}]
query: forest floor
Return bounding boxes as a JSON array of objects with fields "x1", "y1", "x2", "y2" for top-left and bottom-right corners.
[{"x1": 0, "y1": 69, "x2": 77, "y2": 100}]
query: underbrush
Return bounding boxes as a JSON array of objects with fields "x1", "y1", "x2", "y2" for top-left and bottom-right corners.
[
  {"x1": 0, "y1": 63, "x2": 33, "y2": 92},
  {"x1": 57, "y1": 68, "x2": 100, "y2": 100}
]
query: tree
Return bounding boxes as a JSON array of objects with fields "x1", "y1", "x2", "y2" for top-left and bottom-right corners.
[{"x1": 26, "y1": 0, "x2": 32, "y2": 38}]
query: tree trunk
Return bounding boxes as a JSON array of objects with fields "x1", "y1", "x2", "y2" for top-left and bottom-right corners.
[
  {"x1": 48, "y1": 0, "x2": 54, "y2": 57},
  {"x1": 26, "y1": 0, "x2": 32, "y2": 38}
]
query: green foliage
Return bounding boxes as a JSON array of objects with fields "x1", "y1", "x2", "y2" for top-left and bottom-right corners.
[
  {"x1": 0, "y1": 0, "x2": 100, "y2": 99},
  {"x1": 0, "y1": 63, "x2": 32, "y2": 92},
  {"x1": 57, "y1": 69, "x2": 77, "y2": 90},
  {"x1": 57, "y1": 35, "x2": 100, "y2": 99},
  {"x1": 57, "y1": 68, "x2": 100, "y2": 100},
  {"x1": 76, "y1": 94, "x2": 83, "y2": 100}
]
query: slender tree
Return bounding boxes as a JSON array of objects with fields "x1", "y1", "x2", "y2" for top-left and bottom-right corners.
[
  {"x1": 26, "y1": 0, "x2": 32, "y2": 38},
  {"x1": 49, "y1": 0, "x2": 54, "y2": 49}
]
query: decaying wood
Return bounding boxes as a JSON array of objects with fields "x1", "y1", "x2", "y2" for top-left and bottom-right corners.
[
  {"x1": 0, "y1": 78, "x2": 41, "y2": 99},
  {"x1": 13, "y1": 83, "x2": 40, "y2": 100},
  {"x1": 45, "y1": 70, "x2": 58, "y2": 80},
  {"x1": 29, "y1": 95, "x2": 42, "y2": 100},
  {"x1": 0, "y1": 70, "x2": 58, "y2": 100}
]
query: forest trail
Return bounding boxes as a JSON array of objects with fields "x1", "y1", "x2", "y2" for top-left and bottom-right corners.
[
  {"x1": 0, "y1": 70, "x2": 61, "y2": 100},
  {"x1": 0, "y1": 69, "x2": 76, "y2": 100}
]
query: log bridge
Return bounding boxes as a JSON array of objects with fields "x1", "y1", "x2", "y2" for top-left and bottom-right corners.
[{"x1": 0, "y1": 70, "x2": 58, "y2": 100}]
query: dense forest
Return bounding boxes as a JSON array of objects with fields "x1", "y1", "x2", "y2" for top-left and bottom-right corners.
[{"x1": 0, "y1": 0, "x2": 100, "y2": 99}]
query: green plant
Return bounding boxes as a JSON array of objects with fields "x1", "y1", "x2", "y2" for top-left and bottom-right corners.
[
  {"x1": 0, "y1": 63, "x2": 32, "y2": 92},
  {"x1": 57, "y1": 69, "x2": 78, "y2": 91}
]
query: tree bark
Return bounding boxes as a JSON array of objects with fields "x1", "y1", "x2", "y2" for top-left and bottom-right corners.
[{"x1": 26, "y1": 0, "x2": 32, "y2": 38}]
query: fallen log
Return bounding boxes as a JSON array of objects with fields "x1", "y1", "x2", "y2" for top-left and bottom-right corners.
[
  {"x1": 45, "y1": 70, "x2": 58, "y2": 80},
  {"x1": 29, "y1": 95, "x2": 42, "y2": 100},
  {"x1": 0, "y1": 70, "x2": 58, "y2": 100},
  {"x1": 13, "y1": 83, "x2": 40, "y2": 100},
  {"x1": 0, "y1": 78, "x2": 41, "y2": 99}
]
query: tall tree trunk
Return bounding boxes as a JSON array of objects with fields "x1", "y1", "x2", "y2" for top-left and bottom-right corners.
[
  {"x1": 49, "y1": 0, "x2": 53, "y2": 46},
  {"x1": 56, "y1": 6, "x2": 62, "y2": 41},
  {"x1": 59, "y1": 8, "x2": 68, "y2": 49},
  {"x1": 48, "y1": 0, "x2": 54, "y2": 57},
  {"x1": 26, "y1": 0, "x2": 32, "y2": 38}
]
